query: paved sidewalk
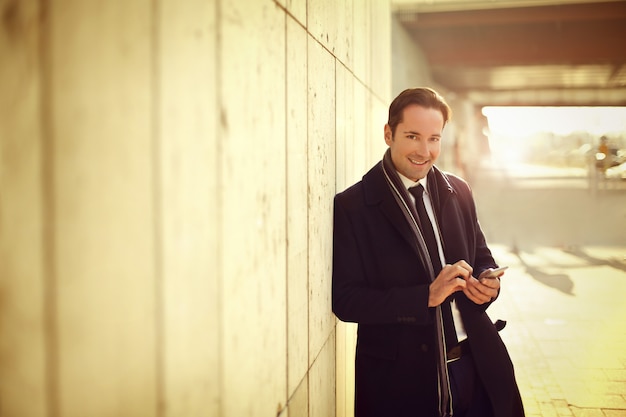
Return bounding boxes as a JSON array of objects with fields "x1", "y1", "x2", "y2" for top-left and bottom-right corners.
[{"x1": 487, "y1": 244, "x2": 626, "y2": 417}]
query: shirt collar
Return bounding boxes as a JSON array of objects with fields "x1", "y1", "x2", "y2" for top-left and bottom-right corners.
[{"x1": 397, "y1": 171, "x2": 430, "y2": 194}]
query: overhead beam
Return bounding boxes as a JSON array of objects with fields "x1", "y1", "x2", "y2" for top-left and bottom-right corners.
[
  {"x1": 432, "y1": 64, "x2": 625, "y2": 91},
  {"x1": 420, "y1": 21, "x2": 626, "y2": 66},
  {"x1": 402, "y1": 2, "x2": 626, "y2": 66},
  {"x1": 467, "y1": 87, "x2": 626, "y2": 106},
  {"x1": 392, "y1": 0, "x2": 625, "y2": 14},
  {"x1": 398, "y1": 1, "x2": 626, "y2": 27}
]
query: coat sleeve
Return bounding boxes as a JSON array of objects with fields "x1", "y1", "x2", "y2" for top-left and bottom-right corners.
[{"x1": 331, "y1": 194, "x2": 433, "y2": 326}]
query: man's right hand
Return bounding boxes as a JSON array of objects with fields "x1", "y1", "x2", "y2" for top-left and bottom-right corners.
[{"x1": 427, "y1": 260, "x2": 472, "y2": 307}]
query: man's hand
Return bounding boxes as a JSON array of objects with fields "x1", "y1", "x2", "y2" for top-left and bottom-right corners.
[
  {"x1": 462, "y1": 268, "x2": 503, "y2": 305},
  {"x1": 428, "y1": 260, "x2": 472, "y2": 307}
]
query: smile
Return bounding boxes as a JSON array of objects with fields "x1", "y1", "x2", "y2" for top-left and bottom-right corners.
[{"x1": 409, "y1": 158, "x2": 429, "y2": 166}]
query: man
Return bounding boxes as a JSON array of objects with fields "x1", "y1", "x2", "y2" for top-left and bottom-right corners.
[
  {"x1": 596, "y1": 135, "x2": 610, "y2": 173},
  {"x1": 332, "y1": 88, "x2": 524, "y2": 417}
]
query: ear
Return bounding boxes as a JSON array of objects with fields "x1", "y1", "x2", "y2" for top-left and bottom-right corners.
[{"x1": 384, "y1": 124, "x2": 393, "y2": 145}]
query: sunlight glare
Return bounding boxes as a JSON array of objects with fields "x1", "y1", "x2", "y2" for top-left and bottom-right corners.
[
  {"x1": 482, "y1": 107, "x2": 626, "y2": 138},
  {"x1": 481, "y1": 106, "x2": 626, "y2": 171}
]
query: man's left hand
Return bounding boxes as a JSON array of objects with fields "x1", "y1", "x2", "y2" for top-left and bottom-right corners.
[{"x1": 462, "y1": 271, "x2": 501, "y2": 305}]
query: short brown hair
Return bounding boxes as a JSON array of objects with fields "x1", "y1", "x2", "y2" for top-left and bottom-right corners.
[{"x1": 387, "y1": 88, "x2": 452, "y2": 136}]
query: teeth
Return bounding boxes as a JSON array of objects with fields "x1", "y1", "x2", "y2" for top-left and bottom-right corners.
[{"x1": 410, "y1": 158, "x2": 427, "y2": 165}]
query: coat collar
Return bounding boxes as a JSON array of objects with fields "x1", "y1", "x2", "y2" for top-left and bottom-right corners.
[
  {"x1": 363, "y1": 162, "x2": 456, "y2": 207},
  {"x1": 361, "y1": 162, "x2": 456, "y2": 257}
]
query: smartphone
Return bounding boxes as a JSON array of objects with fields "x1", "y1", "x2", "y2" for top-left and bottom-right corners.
[{"x1": 482, "y1": 266, "x2": 508, "y2": 279}]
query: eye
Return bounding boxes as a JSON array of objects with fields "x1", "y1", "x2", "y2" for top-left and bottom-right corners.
[
  {"x1": 406, "y1": 134, "x2": 417, "y2": 140},
  {"x1": 430, "y1": 136, "x2": 441, "y2": 142}
]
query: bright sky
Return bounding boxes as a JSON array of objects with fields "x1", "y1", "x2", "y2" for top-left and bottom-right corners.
[{"x1": 482, "y1": 107, "x2": 626, "y2": 138}]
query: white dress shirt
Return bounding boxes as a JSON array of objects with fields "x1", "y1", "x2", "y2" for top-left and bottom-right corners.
[{"x1": 398, "y1": 172, "x2": 468, "y2": 343}]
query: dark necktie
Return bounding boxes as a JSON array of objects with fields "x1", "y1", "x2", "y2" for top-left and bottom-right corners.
[{"x1": 409, "y1": 185, "x2": 458, "y2": 349}]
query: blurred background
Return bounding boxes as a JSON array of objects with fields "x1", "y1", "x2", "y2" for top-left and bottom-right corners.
[{"x1": 1, "y1": 0, "x2": 624, "y2": 416}]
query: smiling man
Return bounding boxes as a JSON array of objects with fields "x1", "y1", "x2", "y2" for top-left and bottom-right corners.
[{"x1": 332, "y1": 88, "x2": 525, "y2": 417}]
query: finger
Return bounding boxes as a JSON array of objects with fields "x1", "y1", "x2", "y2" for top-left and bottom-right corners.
[
  {"x1": 471, "y1": 283, "x2": 494, "y2": 303},
  {"x1": 439, "y1": 264, "x2": 455, "y2": 277},
  {"x1": 479, "y1": 277, "x2": 500, "y2": 290},
  {"x1": 475, "y1": 279, "x2": 499, "y2": 298},
  {"x1": 462, "y1": 286, "x2": 490, "y2": 305},
  {"x1": 478, "y1": 283, "x2": 499, "y2": 300},
  {"x1": 452, "y1": 276, "x2": 467, "y2": 291},
  {"x1": 465, "y1": 278, "x2": 496, "y2": 302},
  {"x1": 448, "y1": 263, "x2": 471, "y2": 280},
  {"x1": 429, "y1": 276, "x2": 466, "y2": 307},
  {"x1": 439, "y1": 267, "x2": 471, "y2": 285},
  {"x1": 453, "y1": 260, "x2": 473, "y2": 276},
  {"x1": 441, "y1": 275, "x2": 466, "y2": 295}
]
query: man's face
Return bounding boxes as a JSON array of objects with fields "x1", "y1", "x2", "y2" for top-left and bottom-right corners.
[{"x1": 384, "y1": 105, "x2": 444, "y2": 181}]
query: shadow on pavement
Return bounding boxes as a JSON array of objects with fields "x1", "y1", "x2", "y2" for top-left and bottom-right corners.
[
  {"x1": 511, "y1": 245, "x2": 575, "y2": 295},
  {"x1": 562, "y1": 246, "x2": 626, "y2": 273}
]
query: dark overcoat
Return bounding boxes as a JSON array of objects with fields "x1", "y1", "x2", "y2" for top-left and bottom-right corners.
[{"x1": 332, "y1": 162, "x2": 524, "y2": 417}]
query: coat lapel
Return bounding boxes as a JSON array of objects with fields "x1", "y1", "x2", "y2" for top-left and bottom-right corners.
[
  {"x1": 361, "y1": 163, "x2": 465, "y2": 262},
  {"x1": 362, "y1": 163, "x2": 421, "y2": 257},
  {"x1": 428, "y1": 167, "x2": 468, "y2": 264}
]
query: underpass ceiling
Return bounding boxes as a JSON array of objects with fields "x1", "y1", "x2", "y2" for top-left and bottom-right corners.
[{"x1": 393, "y1": 0, "x2": 626, "y2": 106}]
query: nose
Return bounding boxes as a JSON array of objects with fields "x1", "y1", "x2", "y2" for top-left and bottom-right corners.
[{"x1": 412, "y1": 139, "x2": 429, "y2": 156}]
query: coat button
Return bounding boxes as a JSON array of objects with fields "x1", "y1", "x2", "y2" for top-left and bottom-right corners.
[{"x1": 421, "y1": 344, "x2": 429, "y2": 352}]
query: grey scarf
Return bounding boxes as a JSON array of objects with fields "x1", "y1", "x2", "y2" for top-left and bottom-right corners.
[{"x1": 381, "y1": 149, "x2": 453, "y2": 417}]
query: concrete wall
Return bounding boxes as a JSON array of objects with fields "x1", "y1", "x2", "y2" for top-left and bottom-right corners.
[
  {"x1": 391, "y1": 14, "x2": 434, "y2": 98},
  {"x1": 0, "y1": 0, "x2": 390, "y2": 416}
]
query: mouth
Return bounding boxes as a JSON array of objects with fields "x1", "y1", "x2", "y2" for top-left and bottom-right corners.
[{"x1": 409, "y1": 158, "x2": 429, "y2": 166}]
